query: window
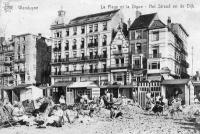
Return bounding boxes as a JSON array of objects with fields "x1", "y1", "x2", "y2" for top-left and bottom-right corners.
[
  {"x1": 103, "y1": 22, "x2": 107, "y2": 30},
  {"x1": 94, "y1": 35, "x2": 98, "y2": 46},
  {"x1": 81, "y1": 38, "x2": 84, "y2": 48},
  {"x1": 90, "y1": 52, "x2": 93, "y2": 59},
  {"x1": 149, "y1": 62, "x2": 160, "y2": 69},
  {"x1": 81, "y1": 26, "x2": 85, "y2": 34},
  {"x1": 73, "y1": 65, "x2": 76, "y2": 71},
  {"x1": 66, "y1": 66, "x2": 69, "y2": 72},
  {"x1": 135, "y1": 30, "x2": 142, "y2": 39},
  {"x1": 103, "y1": 50, "x2": 107, "y2": 58},
  {"x1": 89, "y1": 64, "x2": 93, "y2": 73},
  {"x1": 135, "y1": 59, "x2": 140, "y2": 65},
  {"x1": 121, "y1": 58, "x2": 124, "y2": 64},
  {"x1": 73, "y1": 51, "x2": 77, "y2": 58},
  {"x1": 136, "y1": 43, "x2": 141, "y2": 54},
  {"x1": 65, "y1": 40, "x2": 69, "y2": 50},
  {"x1": 65, "y1": 54, "x2": 69, "y2": 60},
  {"x1": 152, "y1": 31, "x2": 159, "y2": 41},
  {"x1": 58, "y1": 40, "x2": 61, "y2": 50},
  {"x1": 66, "y1": 28, "x2": 69, "y2": 36},
  {"x1": 89, "y1": 25, "x2": 93, "y2": 33},
  {"x1": 81, "y1": 53, "x2": 84, "y2": 59},
  {"x1": 118, "y1": 45, "x2": 122, "y2": 51},
  {"x1": 94, "y1": 24, "x2": 98, "y2": 32},
  {"x1": 117, "y1": 76, "x2": 123, "y2": 81},
  {"x1": 115, "y1": 59, "x2": 119, "y2": 64},
  {"x1": 152, "y1": 47, "x2": 159, "y2": 58},
  {"x1": 73, "y1": 39, "x2": 77, "y2": 49},
  {"x1": 72, "y1": 77, "x2": 76, "y2": 82},
  {"x1": 73, "y1": 27, "x2": 77, "y2": 35},
  {"x1": 130, "y1": 31, "x2": 135, "y2": 40},
  {"x1": 102, "y1": 35, "x2": 107, "y2": 46}
]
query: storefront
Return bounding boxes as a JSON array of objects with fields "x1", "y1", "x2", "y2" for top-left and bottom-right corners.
[{"x1": 68, "y1": 81, "x2": 100, "y2": 104}]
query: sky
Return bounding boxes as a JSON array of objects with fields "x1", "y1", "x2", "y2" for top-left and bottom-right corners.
[{"x1": 0, "y1": 0, "x2": 200, "y2": 76}]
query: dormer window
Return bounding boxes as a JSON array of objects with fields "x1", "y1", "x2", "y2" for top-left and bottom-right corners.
[
  {"x1": 81, "y1": 26, "x2": 85, "y2": 34},
  {"x1": 73, "y1": 27, "x2": 77, "y2": 35},
  {"x1": 66, "y1": 28, "x2": 69, "y2": 36},
  {"x1": 89, "y1": 25, "x2": 93, "y2": 33},
  {"x1": 94, "y1": 24, "x2": 98, "y2": 32},
  {"x1": 103, "y1": 22, "x2": 107, "y2": 31}
]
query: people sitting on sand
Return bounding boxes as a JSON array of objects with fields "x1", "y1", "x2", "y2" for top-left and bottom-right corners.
[
  {"x1": 40, "y1": 105, "x2": 64, "y2": 127},
  {"x1": 12, "y1": 102, "x2": 29, "y2": 125}
]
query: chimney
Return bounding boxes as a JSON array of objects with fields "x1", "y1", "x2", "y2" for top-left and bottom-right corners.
[
  {"x1": 196, "y1": 71, "x2": 200, "y2": 81},
  {"x1": 38, "y1": 33, "x2": 42, "y2": 39},
  {"x1": 127, "y1": 18, "x2": 131, "y2": 29},
  {"x1": 167, "y1": 17, "x2": 171, "y2": 28},
  {"x1": 11, "y1": 35, "x2": 15, "y2": 39},
  {"x1": 136, "y1": 10, "x2": 142, "y2": 18}
]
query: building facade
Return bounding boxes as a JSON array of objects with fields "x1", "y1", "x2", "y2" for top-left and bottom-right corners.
[
  {"x1": 129, "y1": 11, "x2": 189, "y2": 82},
  {"x1": 50, "y1": 9, "x2": 126, "y2": 103},
  {"x1": 0, "y1": 36, "x2": 15, "y2": 87},
  {"x1": 13, "y1": 33, "x2": 51, "y2": 85}
]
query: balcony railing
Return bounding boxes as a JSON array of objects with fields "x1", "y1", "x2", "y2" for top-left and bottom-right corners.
[
  {"x1": 53, "y1": 47, "x2": 61, "y2": 52},
  {"x1": 51, "y1": 68, "x2": 110, "y2": 76},
  {"x1": 113, "y1": 50, "x2": 122, "y2": 55},
  {"x1": 4, "y1": 61, "x2": 12, "y2": 66},
  {"x1": 14, "y1": 69, "x2": 25, "y2": 74},
  {"x1": 88, "y1": 43, "x2": 98, "y2": 48},
  {"x1": 149, "y1": 53, "x2": 161, "y2": 58},
  {"x1": 51, "y1": 55, "x2": 106, "y2": 64},
  {"x1": 132, "y1": 64, "x2": 141, "y2": 69},
  {"x1": 15, "y1": 58, "x2": 25, "y2": 63},
  {"x1": 111, "y1": 63, "x2": 130, "y2": 69}
]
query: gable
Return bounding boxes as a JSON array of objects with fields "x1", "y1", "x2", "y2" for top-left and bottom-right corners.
[{"x1": 149, "y1": 20, "x2": 166, "y2": 29}]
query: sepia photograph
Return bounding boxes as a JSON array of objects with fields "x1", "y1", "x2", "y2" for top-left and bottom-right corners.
[{"x1": 0, "y1": 0, "x2": 200, "y2": 133}]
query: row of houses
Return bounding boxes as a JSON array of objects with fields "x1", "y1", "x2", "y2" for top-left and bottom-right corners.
[{"x1": 0, "y1": 9, "x2": 194, "y2": 107}]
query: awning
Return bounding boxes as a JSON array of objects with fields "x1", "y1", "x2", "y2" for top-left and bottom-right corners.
[
  {"x1": 14, "y1": 84, "x2": 32, "y2": 89},
  {"x1": 51, "y1": 82, "x2": 72, "y2": 87},
  {"x1": 162, "y1": 79, "x2": 190, "y2": 85},
  {"x1": 68, "y1": 81, "x2": 98, "y2": 88}
]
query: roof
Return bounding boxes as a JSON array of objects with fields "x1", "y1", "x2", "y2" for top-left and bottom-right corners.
[
  {"x1": 51, "y1": 82, "x2": 72, "y2": 87},
  {"x1": 67, "y1": 9, "x2": 119, "y2": 27},
  {"x1": 1, "y1": 86, "x2": 15, "y2": 90},
  {"x1": 172, "y1": 23, "x2": 189, "y2": 36},
  {"x1": 149, "y1": 20, "x2": 166, "y2": 30},
  {"x1": 68, "y1": 81, "x2": 99, "y2": 88},
  {"x1": 161, "y1": 79, "x2": 190, "y2": 85},
  {"x1": 129, "y1": 13, "x2": 157, "y2": 30}
]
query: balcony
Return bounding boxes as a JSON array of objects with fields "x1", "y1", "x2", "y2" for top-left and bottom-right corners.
[
  {"x1": 149, "y1": 53, "x2": 161, "y2": 58},
  {"x1": 111, "y1": 63, "x2": 130, "y2": 69},
  {"x1": 53, "y1": 47, "x2": 61, "y2": 52},
  {"x1": 51, "y1": 68, "x2": 110, "y2": 76},
  {"x1": 132, "y1": 64, "x2": 141, "y2": 70},
  {"x1": 113, "y1": 50, "x2": 122, "y2": 55},
  {"x1": 88, "y1": 43, "x2": 98, "y2": 48},
  {"x1": 15, "y1": 58, "x2": 25, "y2": 63},
  {"x1": 4, "y1": 61, "x2": 12, "y2": 66},
  {"x1": 14, "y1": 69, "x2": 25, "y2": 74}
]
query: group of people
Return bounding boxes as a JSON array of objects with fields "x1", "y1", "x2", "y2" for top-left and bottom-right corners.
[{"x1": 145, "y1": 89, "x2": 184, "y2": 118}]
